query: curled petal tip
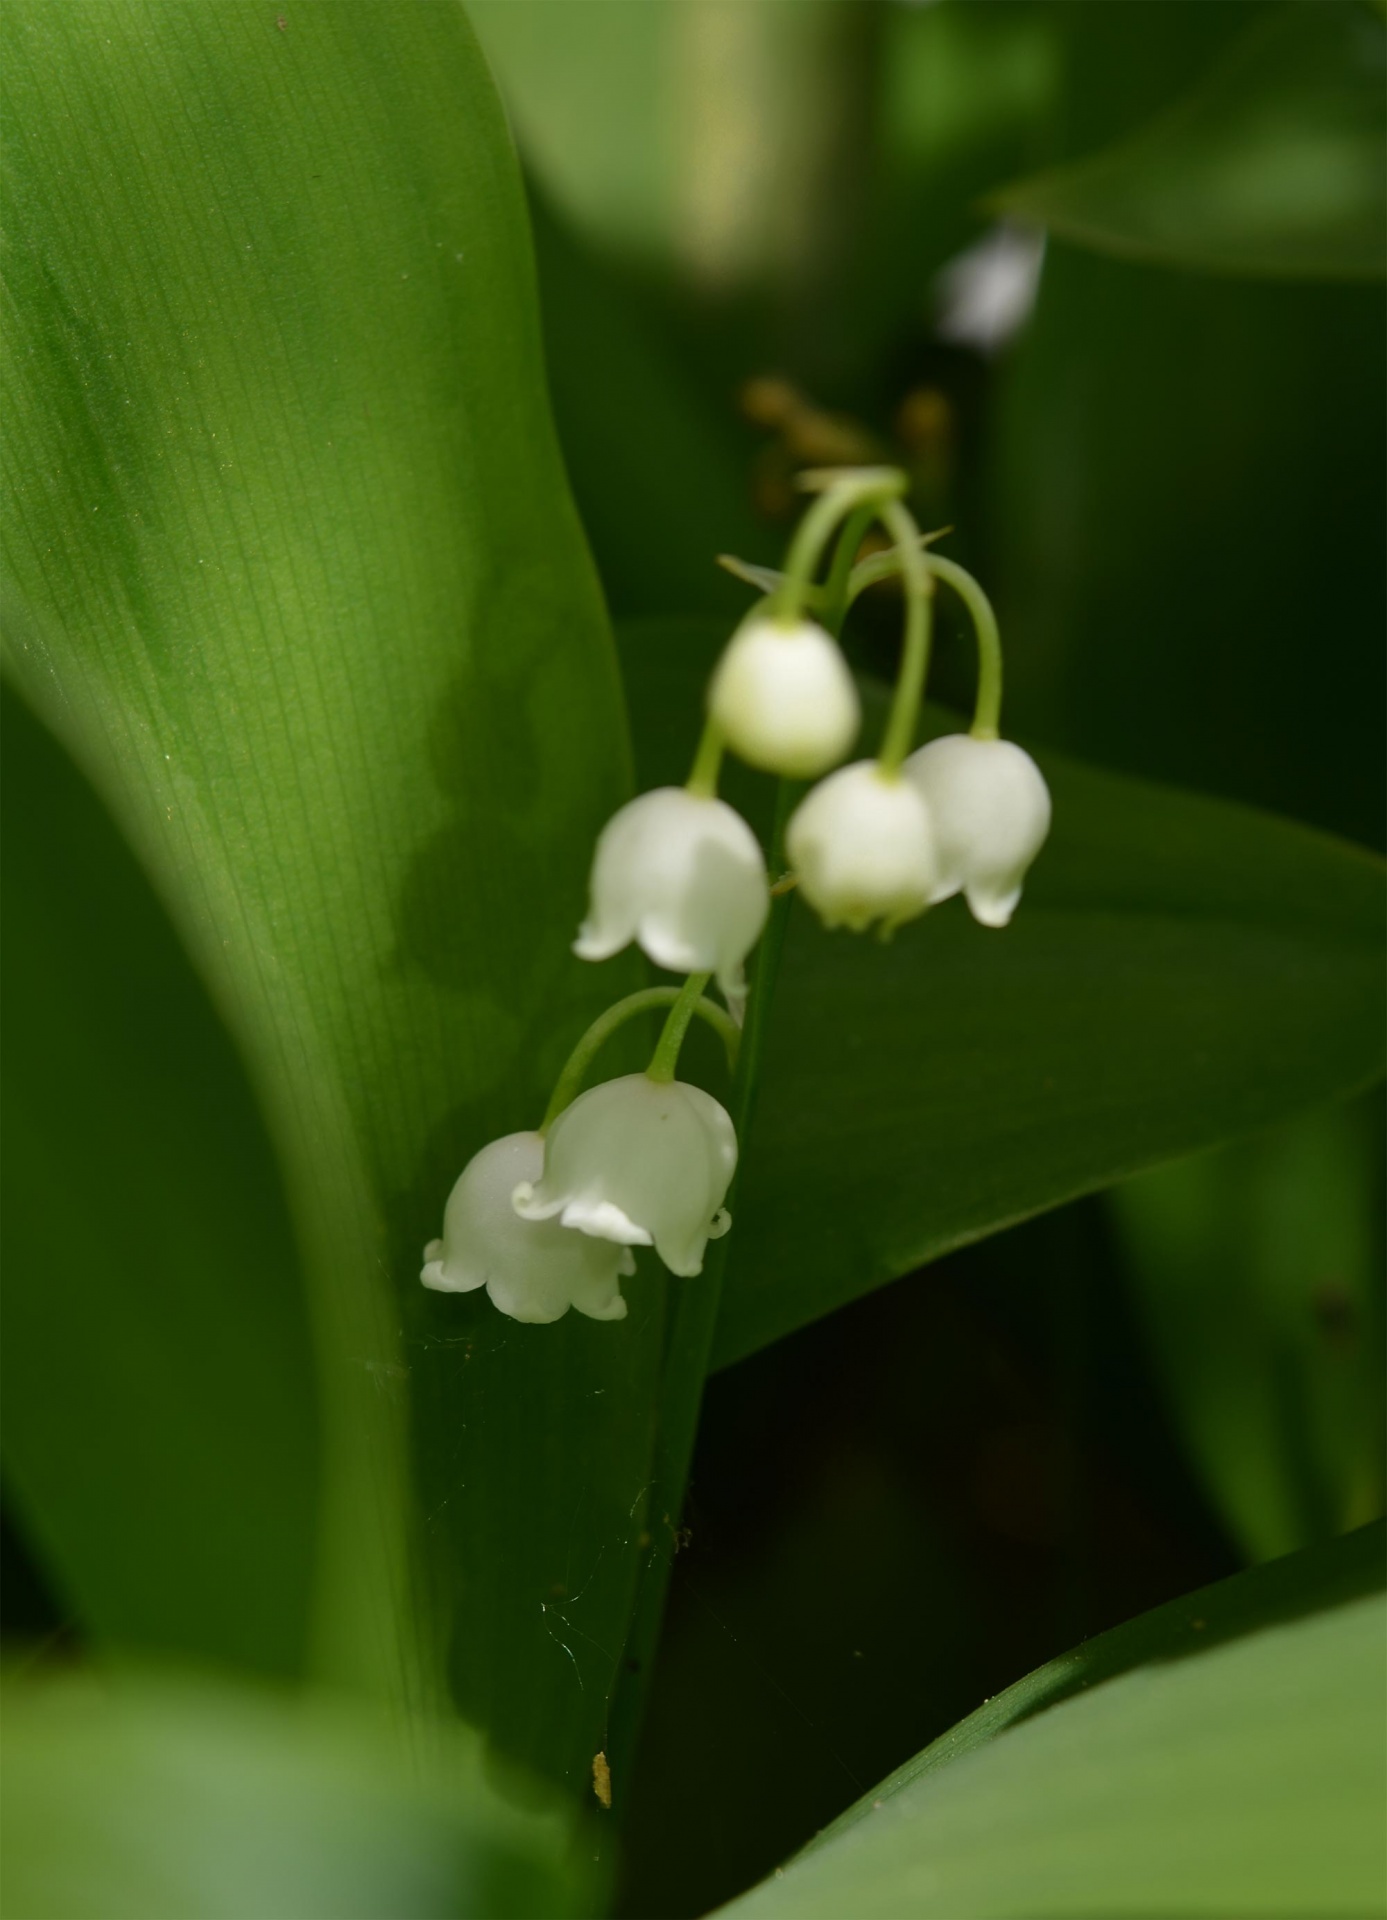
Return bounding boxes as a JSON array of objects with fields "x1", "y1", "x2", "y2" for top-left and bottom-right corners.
[
  {"x1": 578, "y1": 1294, "x2": 630, "y2": 1323},
  {"x1": 560, "y1": 1196, "x2": 653, "y2": 1247},
  {"x1": 573, "y1": 924, "x2": 624, "y2": 962},
  {"x1": 967, "y1": 886, "x2": 1022, "y2": 928}
]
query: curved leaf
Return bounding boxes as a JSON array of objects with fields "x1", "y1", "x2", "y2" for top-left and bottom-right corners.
[
  {"x1": 992, "y1": 2, "x2": 1387, "y2": 281},
  {"x1": 723, "y1": 746, "x2": 1384, "y2": 1364},
  {"x1": 1111, "y1": 1097, "x2": 1385, "y2": 1563},
  {"x1": 1, "y1": 0, "x2": 654, "y2": 1795},
  {"x1": 718, "y1": 1525, "x2": 1387, "y2": 1918}
]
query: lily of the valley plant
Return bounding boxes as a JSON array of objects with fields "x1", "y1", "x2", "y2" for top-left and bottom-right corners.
[{"x1": 422, "y1": 467, "x2": 1052, "y2": 1324}]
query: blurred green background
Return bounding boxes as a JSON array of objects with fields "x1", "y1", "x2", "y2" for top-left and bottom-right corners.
[{"x1": 3, "y1": 3, "x2": 1383, "y2": 1916}]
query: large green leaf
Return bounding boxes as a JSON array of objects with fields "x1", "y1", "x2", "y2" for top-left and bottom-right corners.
[
  {"x1": 1, "y1": 684, "x2": 318, "y2": 1676},
  {"x1": 613, "y1": 620, "x2": 1385, "y2": 1368},
  {"x1": 1, "y1": 0, "x2": 656, "y2": 1794},
  {"x1": 1, "y1": 1667, "x2": 591, "y2": 1920},
  {"x1": 718, "y1": 1524, "x2": 1387, "y2": 1918},
  {"x1": 1110, "y1": 1096, "x2": 1385, "y2": 1563},
  {"x1": 727, "y1": 753, "x2": 1385, "y2": 1364},
  {"x1": 993, "y1": 2, "x2": 1387, "y2": 281}
]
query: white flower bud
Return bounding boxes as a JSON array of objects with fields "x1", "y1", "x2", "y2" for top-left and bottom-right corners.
[
  {"x1": 786, "y1": 760, "x2": 937, "y2": 936},
  {"x1": 513, "y1": 1073, "x2": 737, "y2": 1279},
  {"x1": 574, "y1": 788, "x2": 768, "y2": 1001},
  {"x1": 421, "y1": 1132, "x2": 632, "y2": 1325},
  {"x1": 708, "y1": 614, "x2": 860, "y2": 778},
  {"x1": 902, "y1": 733, "x2": 1051, "y2": 927}
]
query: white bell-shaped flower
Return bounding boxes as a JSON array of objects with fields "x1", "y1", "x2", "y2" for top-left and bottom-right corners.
[
  {"x1": 513, "y1": 1073, "x2": 737, "y2": 1278},
  {"x1": 903, "y1": 733, "x2": 1051, "y2": 927},
  {"x1": 421, "y1": 1131, "x2": 632, "y2": 1324},
  {"x1": 708, "y1": 614, "x2": 860, "y2": 778},
  {"x1": 786, "y1": 760, "x2": 938, "y2": 936},
  {"x1": 574, "y1": 787, "x2": 768, "y2": 1001}
]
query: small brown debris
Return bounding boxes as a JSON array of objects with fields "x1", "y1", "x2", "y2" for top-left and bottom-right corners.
[{"x1": 591, "y1": 1750, "x2": 612, "y2": 1810}]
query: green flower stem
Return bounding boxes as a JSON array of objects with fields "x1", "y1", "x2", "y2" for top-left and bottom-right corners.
[
  {"x1": 604, "y1": 775, "x2": 799, "y2": 1815},
  {"x1": 927, "y1": 552, "x2": 1003, "y2": 740},
  {"x1": 686, "y1": 717, "x2": 726, "y2": 798},
  {"x1": 774, "y1": 467, "x2": 906, "y2": 620},
  {"x1": 645, "y1": 971, "x2": 714, "y2": 1085},
  {"x1": 842, "y1": 526, "x2": 950, "y2": 599},
  {"x1": 820, "y1": 501, "x2": 878, "y2": 639},
  {"x1": 875, "y1": 497, "x2": 934, "y2": 776},
  {"x1": 848, "y1": 543, "x2": 1002, "y2": 740},
  {"x1": 539, "y1": 982, "x2": 736, "y2": 1131}
]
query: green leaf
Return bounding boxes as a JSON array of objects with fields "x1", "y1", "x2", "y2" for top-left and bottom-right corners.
[
  {"x1": 613, "y1": 620, "x2": 1385, "y2": 1368},
  {"x1": 992, "y1": 2, "x2": 1387, "y2": 281},
  {"x1": 1, "y1": 683, "x2": 318, "y2": 1676},
  {"x1": 1, "y1": 0, "x2": 656, "y2": 1795},
  {"x1": 1110, "y1": 1096, "x2": 1385, "y2": 1563},
  {"x1": 717, "y1": 1524, "x2": 1387, "y2": 1919},
  {"x1": 1, "y1": 1667, "x2": 592, "y2": 1920}
]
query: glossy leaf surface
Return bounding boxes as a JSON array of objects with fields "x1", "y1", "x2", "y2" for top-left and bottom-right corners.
[
  {"x1": 1, "y1": 0, "x2": 652, "y2": 1792},
  {"x1": 718, "y1": 1524, "x2": 1386, "y2": 1918},
  {"x1": 614, "y1": 620, "x2": 1385, "y2": 1368},
  {"x1": 994, "y1": 2, "x2": 1387, "y2": 280}
]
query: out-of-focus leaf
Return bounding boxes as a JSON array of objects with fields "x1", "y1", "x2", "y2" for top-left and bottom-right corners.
[
  {"x1": 987, "y1": 253, "x2": 1385, "y2": 854},
  {"x1": 470, "y1": 0, "x2": 674, "y2": 268},
  {"x1": 1, "y1": 685, "x2": 318, "y2": 1676},
  {"x1": 717, "y1": 1524, "x2": 1387, "y2": 1919},
  {"x1": 1, "y1": 1668, "x2": 591, "y2": 1920},
  {"x1": 993, "y1": 2, "x2": 1387, "y2": 280},
  {"x1": 1, "y1": 2, "x2": 654, "y2": 1795},
  {"x1": 471, "y1": 0, "x2": 874, "y2": 300},
  {"x1": 1110, "y1": 1097, "x2": 1384, "y2": 1563},
  {"x1": 614, "y1": 620, "x2": 1385, "y2": 1368}
]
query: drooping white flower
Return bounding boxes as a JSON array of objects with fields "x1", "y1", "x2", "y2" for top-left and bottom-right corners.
[
  {"x1": 786, "y1": 760, "x2": 937, "y2": 936},
  {"x1": 902, "y1": 733, "x2": 1051, "y2": 927},
  {"x1": 708, "y1": 614, "x2": 860, "y2": 778},
  {"x1": 421, "y1": 1131, "x2": 632, "y2": 1324},
  {"x1": 512, "y1": 1073, "x2": 737, "y2": 1278},
  {"x1": 574, "y1": 787, "x2": 768, "y2": 1001}
]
